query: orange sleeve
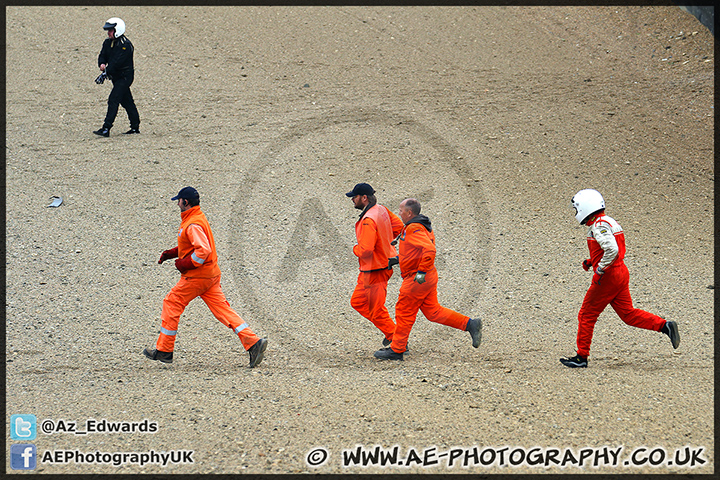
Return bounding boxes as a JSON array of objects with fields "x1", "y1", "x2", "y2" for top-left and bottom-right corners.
[
  {"x1": 409, "y1": 224, "x2": 436, "y2": 273},
  {"x1": 405, "y1": 223, "x2": 436, "y2": 273},
  {"x1": 186, "y1": 224, "x2": 213, "y2": 267},
  {"x1": 353, "y1": 217, "x2": 377, "y2": 260},
  {"x1": 386, "y1": 207, "x2": 404, "y2": 238}
]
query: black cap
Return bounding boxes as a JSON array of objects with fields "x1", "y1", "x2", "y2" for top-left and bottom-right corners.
[
  {"x1": 171, "y1": 186, "x2": 200, "y2": 202},
  {"x1": 345, "y1": 183, "x2": 375, "y2": 197}
]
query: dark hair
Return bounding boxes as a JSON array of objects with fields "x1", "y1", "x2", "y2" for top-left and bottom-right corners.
[
  {"x1": 187, "y1": 197, "x2": 200, "y2": 207},
  {"x1": 404, "y1": 198, "x2": 421, "y2": 215},
  {"x1": 366, "y1": 193, "x2": 377, "y2": 206}
]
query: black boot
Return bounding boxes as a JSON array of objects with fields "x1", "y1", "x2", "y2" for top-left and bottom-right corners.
[
  {"x1": 248, "y1": 338, "x2": 268, "y2": 368},
  {"x1": 374, "y1": 347, "x2": 404, "y2": 361},
  {"x1": 466, "y1": 318, "x2": 483, "y2": 348},
  {"x1": 142, "y1": 347, "x2": 173, "y2": 363},
  {"x1": 93, "y1": 127, "x2": 110, "y2": 137}
]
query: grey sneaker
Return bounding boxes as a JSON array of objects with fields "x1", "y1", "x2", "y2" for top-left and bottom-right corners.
[
  {"x1": 560, "y1": 354, "x2": 587, "y2": 368},
  {"x1": 665, "y1": 320, "x2": 680, "y2": 349},
  {"x1": 466, "y1": 318, "x2": 482, "y2": 348},
  {"x1": 248, "y1": 338, "x2": 268, "y2": 368},
  {"x1": 374, "y1": 347, "x2": 403, "y2": 361},
  {"x1": 142, "y1": 347, "x2": 173, "y2": 363}
]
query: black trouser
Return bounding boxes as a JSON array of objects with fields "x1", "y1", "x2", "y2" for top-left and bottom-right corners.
[{"x1": 103, "y1": 71, "x2": 140, "y2": 130}]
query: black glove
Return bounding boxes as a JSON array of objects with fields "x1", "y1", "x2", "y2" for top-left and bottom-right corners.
[
  {"x1": 582, "y1": 259, "x2": 592, "y2": 271},
  {"x1": 388, "y1": 256, "x2": 399, "y2": 268},
  {"x1": 95, "y1": 72, "x2": 108, "y2": 84}
]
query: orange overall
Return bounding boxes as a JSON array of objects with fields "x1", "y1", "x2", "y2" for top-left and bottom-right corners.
[
  {"x1": 391, "y1": 217, "x2": 469, "y2": 353},
  {"x1": 350, "y1": 204, "x2": 404, "y2": 341},
  {"x1": 156, "y1": 206, "x2": 261, "y2": 352}
]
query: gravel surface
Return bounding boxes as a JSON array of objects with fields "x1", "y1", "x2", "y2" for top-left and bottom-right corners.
[{"x1": 5, "y1": 5, "x2": 714, "y2": 475}]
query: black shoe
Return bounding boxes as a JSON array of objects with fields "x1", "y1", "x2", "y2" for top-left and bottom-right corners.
[
  {"x1": 382, "y1": 337, "x2": 410, "y2": 351},
  {"x1": 123, "y1": 128, "x2": 140, "y2": 134},
  {"x1": 374, "y1": 347, "x2": 403, "y2": 361},
  {"x1": 466, "y1": 318, "x2": 482, "y2": 348},
  {"x1": 560, "y1": 354, "x2": 587, "y2": 368},
  {"x1": 93, "y1": 127, "x2": 110, "y2": 137},
  {"x1": 248, "y1": 338, "x2": 268, "y2": 368},
  {"x1": 664, "y1": 320, "x2": 680, "y2": 349},
  {"x1": 142, "y1": 347, "x2": 173, "y2": 363}
]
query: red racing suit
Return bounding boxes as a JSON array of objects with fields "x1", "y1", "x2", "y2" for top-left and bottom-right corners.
[
  {"x1": 156, "y1": 205, "x2": 261, "y2": 353},
  {"x1": 575, "y1": 213, "x2": 666, "y2": 358},
  {"x1": 350, "y1": 203, "x2": 404, "y2": 341},
  {"x1": 390, "y1": 215, "x2": 469, "y2": 353}
]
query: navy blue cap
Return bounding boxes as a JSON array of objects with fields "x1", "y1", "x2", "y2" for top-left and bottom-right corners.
[
  {"x1": 346, "y1": 183, "x2": 375, "y2": 197},
  {"x1": 171, "y1": 186, "x2": 199, "y2": 201}
]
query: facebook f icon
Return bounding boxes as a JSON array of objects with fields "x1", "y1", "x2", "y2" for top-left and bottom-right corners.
[
  {"x1": 11, "y1": 414, "x2": 36, "y2": 440},
  {"x1": 11, "y1": 444, "x2": 37, "y2": 470}
]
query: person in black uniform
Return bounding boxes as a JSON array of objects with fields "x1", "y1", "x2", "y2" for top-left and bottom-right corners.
[{"x1": 94, "y1": 17, "x2": 140, "y2": 137}]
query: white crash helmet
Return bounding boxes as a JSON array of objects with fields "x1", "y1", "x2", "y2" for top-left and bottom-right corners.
[
  {"x1": 571, "y1": 189, "x2": 605, "y2": 224},
  {"x1": 103, "y1": 17, "x2": 126, "y2": 37}
]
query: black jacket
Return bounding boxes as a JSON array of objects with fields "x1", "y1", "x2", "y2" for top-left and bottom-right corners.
[{"x1": 98, "y1": 35, "x2": 134, "y2": 79}]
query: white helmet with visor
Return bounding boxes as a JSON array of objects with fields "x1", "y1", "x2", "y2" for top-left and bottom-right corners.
[
  {"x1": 103, "y1": 17, "x2": 126, "y2": 37},
  {"x1": 571, "y1": 189, "x2": 605, "y2": 224}
]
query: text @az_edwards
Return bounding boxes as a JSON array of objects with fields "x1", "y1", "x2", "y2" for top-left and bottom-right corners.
[
  {"x1": 40, "y1": 418, "x2": 158, "y2": 435},
  {"x1": 306, "y1": 445, "x2": 708, "y2": 469}
]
